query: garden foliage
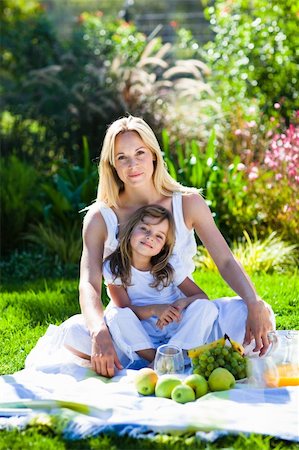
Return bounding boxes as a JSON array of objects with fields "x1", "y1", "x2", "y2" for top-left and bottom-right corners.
[
  {"x1": 201, "y1": 0, "x2": 298, "y2": 121},
  {"x1": 0, "y1": 0, "x2": 298, "y2": 269}
]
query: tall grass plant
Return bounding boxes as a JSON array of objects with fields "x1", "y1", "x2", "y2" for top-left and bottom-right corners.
[{"x1": 195, "y1": 231, "x2": 298, "y2": 274}]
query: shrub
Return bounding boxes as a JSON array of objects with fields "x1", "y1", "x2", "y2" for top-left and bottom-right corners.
[
  {"x1": 25, "y1": 222, "x2": 82, "y2": 265},
  {"x1": 1, "y1": 0, "x2": 63, "y2": 163},
  {"x1": 246, "y1": 118, "x2": 299, "y2": 242},
  {"x1": 1, "y1": 0, "x2": 59, "y2": 83},
  {"x1": 2, "y1": 11, "x2": 149, "y2": 162},
  {"x1": 0, "y1": 155, "x2": 41, "y2": 254},
  {"x1": 202, "y1": 0, "x2": 298, "y2": 121},
  {"x1": 195, "y1": 231, "x2": 298, "y2": 274},
  {"x1": 24, "y1": 138, "x2": 97, "y2": 261},
  {"x1": 0, "y1": 111, "x2": 50, "y2": 166},
  {"x1": 162, "y1": 129, "x2": 258, "y2": 242},
  {"x1": 0, "y1": 249, "x2": 79, "y2": 282},
  {"x1": 1, "y1": 6, "x2": 220, "y2": 162}
]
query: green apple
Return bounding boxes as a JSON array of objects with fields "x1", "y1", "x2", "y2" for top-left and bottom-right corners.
[
  {"x1": 184, "y1": 373, "x2": 208, "y2": 398},
  {"x1": 171, "y1": 384, "x2": 196, "y2": 404},
  {"x1": 134, "y1": 368, "x2": 158, "y2": 396},
  {"x1": 155, "y1": 375, "x2": 182, "y2": 398},
  {"x1": 208, "y1": 367, "x2": 235, "y2": 391}
]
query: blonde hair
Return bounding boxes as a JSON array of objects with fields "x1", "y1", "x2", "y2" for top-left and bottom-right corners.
[
  {"x1": 105, "y1": 205, "x2": 175, "y2": 288},
  {"x1": 97, "y1": 115, "x2": 197, "y2": 207}
]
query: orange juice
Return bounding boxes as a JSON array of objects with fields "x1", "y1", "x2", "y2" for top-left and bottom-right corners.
[
  {"x1": 264, "y1": 364, "x2": 299, "y2": 387},
  {"x1": 276, "y1": 364, "x2": 299, "y2": 387}
]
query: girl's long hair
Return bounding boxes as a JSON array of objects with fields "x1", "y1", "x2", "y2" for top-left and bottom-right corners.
[
  {"x1": 97, "y1": 115, "x2": 198, "y2": 207},
  {"x1": 105, "y1": 205, "x2": 176, "y2": 289}
]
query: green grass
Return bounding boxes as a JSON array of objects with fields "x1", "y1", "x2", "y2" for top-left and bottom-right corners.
[
  {"x1": 0, "y1": 272, "x2": 298, "y2": 449},
  {"x1": 0, "y1": 428, "x2": 299, "y2": 450}
]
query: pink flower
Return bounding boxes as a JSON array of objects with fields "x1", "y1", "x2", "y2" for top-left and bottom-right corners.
[
  {"x1": 234, "y1": 129, "x2": 242, "y2": 136},
  {"x1": 264, "y1": 122, "x2": 299, "y2": 183},
  {"x1": 274, "y1": 103, "x2": 281, "y2": 109},
  {"x1": 248, "y1": 166, "x2": 259, "y2": 180}
]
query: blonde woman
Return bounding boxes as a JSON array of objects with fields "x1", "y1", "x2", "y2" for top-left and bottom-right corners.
[{"x1": 27, "y1": 115, "x2": 275, "y2": 377}]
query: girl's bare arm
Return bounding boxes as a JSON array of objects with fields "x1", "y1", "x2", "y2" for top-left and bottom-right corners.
[{"x1": 107, "y1": 284, "x2": 181, "y2": 322}]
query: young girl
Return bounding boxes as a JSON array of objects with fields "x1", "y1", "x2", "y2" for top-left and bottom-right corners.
[{"x1": 102, "y1": 204, "x2": 219, "y2": 367}]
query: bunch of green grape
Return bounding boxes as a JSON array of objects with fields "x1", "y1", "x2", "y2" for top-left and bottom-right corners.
[{"x1": 191, "y1": 344, "x2": 247, "y2": 380}]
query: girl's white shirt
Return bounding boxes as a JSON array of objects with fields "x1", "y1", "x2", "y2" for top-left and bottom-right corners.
[
  {"x1": 99, "y1": 192, "x2": 197, "y2": 277},
  {"x1": 102, "y1": 259, "x2": 188, "y2": 308}
]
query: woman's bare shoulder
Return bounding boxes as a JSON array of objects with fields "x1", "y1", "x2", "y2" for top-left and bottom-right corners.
[
  {"x1": 181, "y1": 192, "x2": 211, "y2": 227},
  {"x1": 182, "y1": 192, "x2": 208, "y2": 210},
  {"x1": 82, "y1": 202, "x2": 107, "y2": 235}
]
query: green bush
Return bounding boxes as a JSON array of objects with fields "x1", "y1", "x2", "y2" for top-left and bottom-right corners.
[
  {"x1": 202, "y1": 0, "x2": 298, "y2": 121},
  {"x1": 0, "y1": 111, "x2": 51, "y2": 167},
  {"x1": 72, "y1": 11, "x2": 147, "y2": 66},
  {"x1": 0, "y1": 0, "x2": 64, "y2": 163},
  {"x1": 0, "y1": 155, "x2": 41, "y2": 254},
  {"x1": 245, "y1": 118, "x2": 299, "y2": 243},
  {"x1": 25, "y1": 223, "x2": 82, "y2": 265},
  {"x1": 23, "y1": 138, "x2": 98, "y2": 261},
  {"x1": 1, "y1": 138, "x2": 97, "y2": 256},
  {"x1": 163, "y1": 120, "x2": 298, "y2": 244},
  {"x1": 0, "y1": 249, "x2": 79, "y2": 282},
  {"x1": 195, "y1": 231, "x2": 298, "y2": 274},
  {"x1": 1, "y1": 9, "x2": 149, "y2": 162},
  {"x1": 162, "y1": 129, "x2": 257, "y2": 243},
  {"x1": 1, "y1": 0, "x2": 59, "y2": 82},
  {"x1": 1, "y1": 4, "x2": 220, "y2": 163}
]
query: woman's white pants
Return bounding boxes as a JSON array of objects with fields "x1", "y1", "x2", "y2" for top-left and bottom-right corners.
[{"x1": 25, "y1": 298, "x2": 276, "y2": 370}]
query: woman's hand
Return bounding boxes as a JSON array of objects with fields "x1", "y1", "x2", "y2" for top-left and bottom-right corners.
[
  {"x1": 244, "y1": 300, "x2": 274, "y2": 356},
  {"x1": 91, "y1": 325, "x2": 123, "y2": 377},
  {"x1": 154, "y1": 304, "x2": 181, "y2": 329}
]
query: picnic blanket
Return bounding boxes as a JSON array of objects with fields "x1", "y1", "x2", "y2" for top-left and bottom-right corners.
[{"x1": 0, "y1": 334, "x2": 298, "y2": 442}]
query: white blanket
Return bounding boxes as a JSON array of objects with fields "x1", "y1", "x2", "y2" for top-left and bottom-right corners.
[{"x1": 0, "y1": 350, "x2": 298, "y2": 442}]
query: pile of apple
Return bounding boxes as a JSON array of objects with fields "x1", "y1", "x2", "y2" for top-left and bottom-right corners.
[{"x1": 134, "y1": 367, "x2": 236, "y2": 404}]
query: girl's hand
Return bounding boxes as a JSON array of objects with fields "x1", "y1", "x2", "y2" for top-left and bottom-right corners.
[
  {"x1": 91, "y1": 326, "x2": 123, "y2": 377},
  {"x1": 154, "y1": 304, "x2": 181, "y2": 329},
  {"x1": 156, "y1": 298, "x2": 189, "y2": 329},
  {"x1": 171, "y1": 298, "x2": 189, "y2": 312},
  {"x1": 244, "y1": 300, "x2": 273, "y2": 356}
]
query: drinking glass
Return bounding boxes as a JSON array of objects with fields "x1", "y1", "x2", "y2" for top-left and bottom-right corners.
[
  {"x1": 247, "y1": 356, "x2": 279, "y2": 388},
  {"x1": 154, "y1": 344, "x2": 185, "y2": 376}
]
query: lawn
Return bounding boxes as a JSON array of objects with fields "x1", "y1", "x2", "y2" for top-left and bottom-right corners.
[{"x1": 0, "y1": 271, "x2": 298, "y2": 449}]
